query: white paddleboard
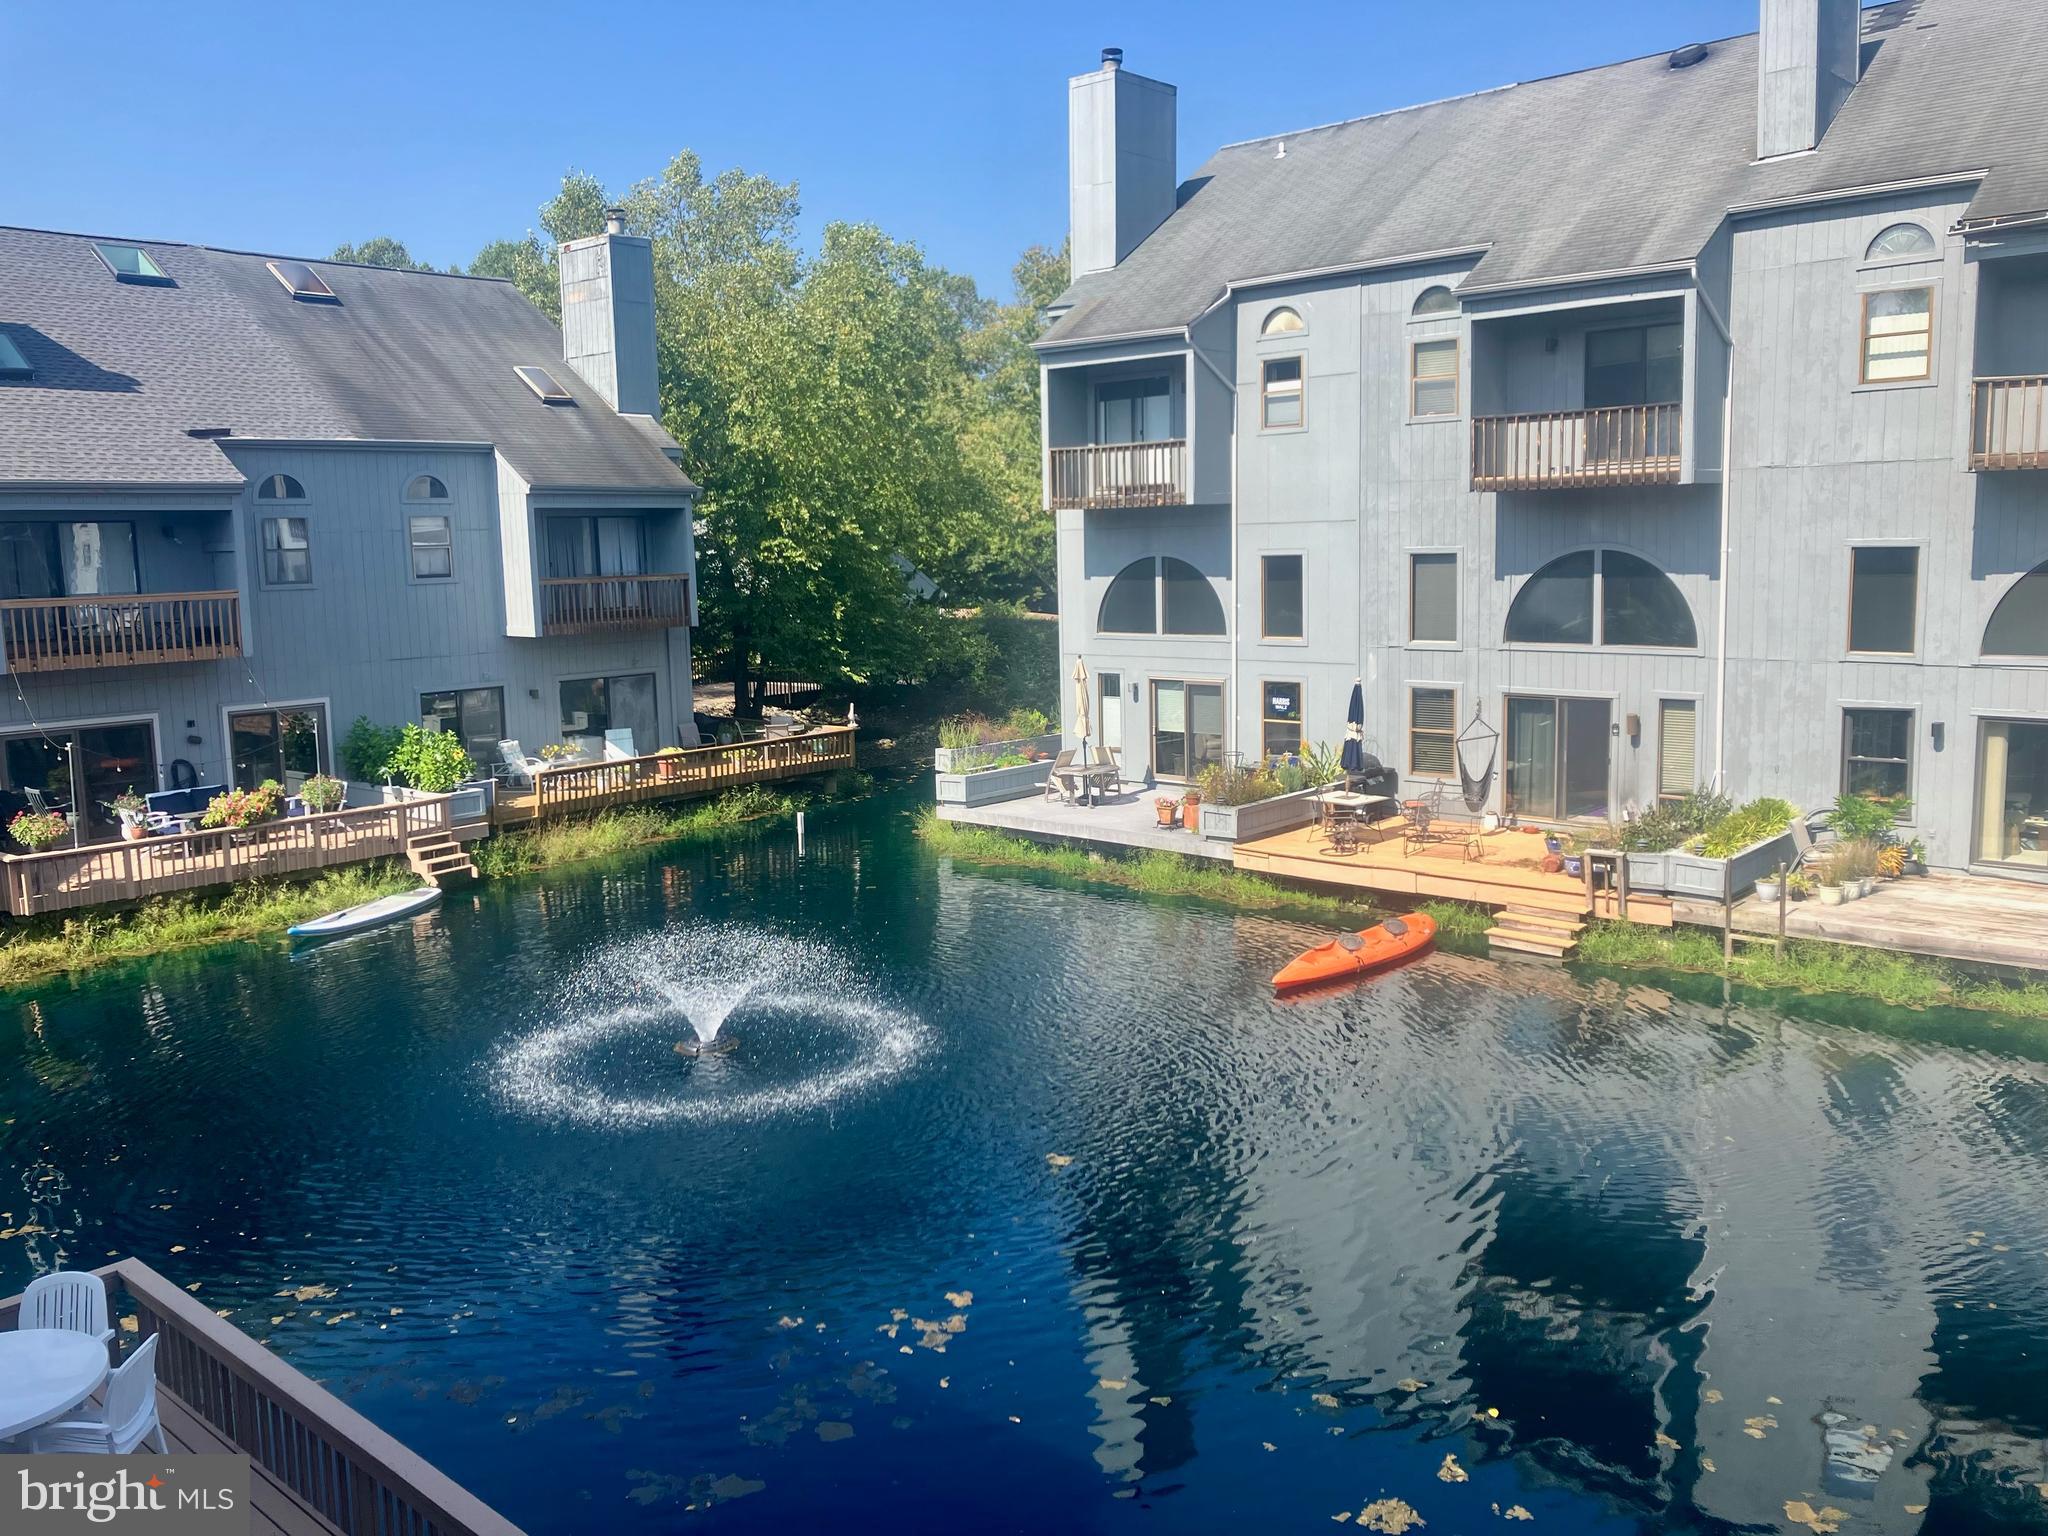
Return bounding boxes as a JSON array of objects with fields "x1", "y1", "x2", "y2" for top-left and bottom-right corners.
[{"x1": 288, "y1": 885, "x2": 442, "y2": 938}]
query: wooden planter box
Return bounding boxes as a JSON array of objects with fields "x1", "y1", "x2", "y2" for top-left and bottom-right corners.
[
  {"x1": 1198, "y1": 782, "x2": 1341, "y2": 843},
  {"x1": 934, "y1": 759, "x2": 1053, "y2": 807},
  {"x1": 1621, "y1": 827, "x2": 1799, "y2": 901}
]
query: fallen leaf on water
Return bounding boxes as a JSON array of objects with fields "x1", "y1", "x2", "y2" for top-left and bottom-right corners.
[
  {"x1": 1655, "y1": 1433, "x2": 1680, "y2": 1450},
  {"x1": 1743, "y1": 1415, "x2": 1778, "y2": 1439},
  {"x1": 1046, "y1": 1154, "x2": 1073, "y2": 1168},
  {"x1": 945, "y1": 1290, "x2": 973, "y2": 1308},
  {"x1": 1703, "y1": 1388, "x2": 1723, "y2": 1404},
  {"x1": 1359, "y1": 1497, "x2": 1425, "y2": 1533},
  {"x1": 184, "y1": 1282, "x2": 202, "y2": 1292},
  {"x1": 816, "y1": 1422, "x2": 853, "y2": 1442},
  {"x1": 1150, "y1": 1396, "x2": 1171, "y2": 1406},
  {"x1": 0, "y1": 1224, "x2": 45, "y2": 1240},
  {"x1": 1484, "y1": 1407, "x2": 1501, "y2": 1419},
  {"x1": 1904, "y1": 1505, "x2": 1926, "y2": 1515},
  {"x1": 1262, "y1": 1442, "x2": 1277, "y2": 1452},
  {"x1": 1314, "y1": 1393, "x2": 1342, "y2": 1408},
  {"x1": 1008, "y1": 1415, "x2": 1022, "y2": 1424},
  {"x1": 1784, "y1": 1499, "x2": 1847, "y2": 1534},
  {"x1": 938, "y1": 1377, "x2": 949, "y2": 1389},
  {"x1": 890, "y1": 1309, "x2": 907, "y2": 1322},
  {"x1": 279, "y1": 1285, "x2": 334, "y2": 1302},
  {"x1": 1437, "y1": 1453, "x2": 1469, "y2": 1484},
  {"x1": 776, "y1": 1316, "x2": 802, "y2": 1329},
  {"x1": 898, "y1": 1346, "x2": 912, "y2": 1355},
  {"x1": 1767, "y1": 1396, "x2": 1783, "y2": 1406},
  {"x1": 1333, "y1": 1514, "x2": 1353, "y2": 1524},
  {"x1": 1701, "y1": 1457, "x2": 1717, "y2": 1473},
  {"x1": 878, "y1": 1324, "x2": 899, "y2": 1339},
  {"x1": 170, "y1": 1245, "x2": 185, "y2": 1254},
  {"x1": 1099, "y1": 1378, "x2": 1126, "y2": 1391},
  {"x1": 1396, "y1": 1379, "x2": 1427, "y2": 1393},
  {"x1": 1497, "y1": 1506, "x2": 1533, "y2": 1522}
]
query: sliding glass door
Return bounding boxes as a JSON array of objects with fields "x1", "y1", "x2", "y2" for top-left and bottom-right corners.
[
  {"x1": 1150, "y1": 680, "x2": 1223, "y2": 782},
  {"x1": 1976, "y1": 720, "x2": 2048, "y2": 869},
  {"x1": 0, "y1": 720, "x2": 157, "y2": 844},
  {"x1": 1506, "y1": 695, "x2": 1613, "y2": 822}
]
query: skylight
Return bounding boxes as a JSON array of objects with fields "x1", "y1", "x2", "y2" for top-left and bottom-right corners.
[
  {"x1": 93, "y1": 242, "x2": 173, "y2": 286},
  {"x1": 0, "y1": 334, "x2": 32, "y2": 380},
  {"x1": 515, "y1": 365, "x2": 574, "y2": 404},
  {"x1": 267, "y1": 260, "x2": 338, "y2": 302}
]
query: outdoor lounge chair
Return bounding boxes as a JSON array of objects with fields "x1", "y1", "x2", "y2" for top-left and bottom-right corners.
[
  {"x1": 496, "y1": 740, "x2": 544, "y2": 790},
  {"x1": 1100, "y1": 746, "x2": 1126, "y2": 795},
  {"x1": 1041, "y1": 749, "x2": 1077, "y2": 803}
]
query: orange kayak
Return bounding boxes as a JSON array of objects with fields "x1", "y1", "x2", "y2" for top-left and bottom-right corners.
[{"x1": 1272, "y1": 913, "x2": 1437, "y2": 993}]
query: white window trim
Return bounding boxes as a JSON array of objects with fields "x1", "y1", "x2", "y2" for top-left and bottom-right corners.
[
  {"x1": 218, "y1": 698, "x2": 334, "y2": 784},
  {"x1": 407, "y1": 512, "x2": 456, "y2": 585},
  {"x1": 1406, "y1": 682, "x2": 1459, "y2": 779},
  {"x1": 1405, "y1": 333, "x2": 1464, "y2": 425},
  {"x1": 1853, "y1": 277, "x2": 1940, "y2": 394},
  {"x1": 1259, "y1": 355, "x2": 1307, "y2": 433},
  {"x1": 1257, "y1": 305, "x2": 1308, "y2": 342},
  {"x1": 1655, "y1": 694, "x2": 1704, "y2": 801}
]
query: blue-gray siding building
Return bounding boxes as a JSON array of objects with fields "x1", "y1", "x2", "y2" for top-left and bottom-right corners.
[
  {"x1": 0, "y1": 216, "x2": 699, "y2": 840},
  {"x1": 1040, "y1": 0, "x2": 2048, "y2": 877}
]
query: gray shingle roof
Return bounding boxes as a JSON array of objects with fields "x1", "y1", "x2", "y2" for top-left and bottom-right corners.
[
  {"x1": 0, "y1": 228, "x2": 696, "y2": 495},
  {"x1": 1043, "y1": 0, "x2": 2048, "y2": 345}
]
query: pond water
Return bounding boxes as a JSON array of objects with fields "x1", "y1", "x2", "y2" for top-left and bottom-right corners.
[{"x1": 5, "y1": 787, "x2": 2048, "y2": 1533}]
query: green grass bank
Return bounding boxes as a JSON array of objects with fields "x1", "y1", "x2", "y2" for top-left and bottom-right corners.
[{"x1": 914, "y1": 811, "x2": 2048, "y2": 1022}]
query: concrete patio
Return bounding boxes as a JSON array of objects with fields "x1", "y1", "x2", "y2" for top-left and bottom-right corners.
[{"x1": 933, "y1": 785, "x2": 1233, "y2": 861}]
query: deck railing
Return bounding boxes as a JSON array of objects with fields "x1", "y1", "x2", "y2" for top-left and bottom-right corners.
[
  {"x1": 0, "y1": 795, "x2": 451, "y2": 917},
  {"x1": 0, "y1": 590, "x2": 242, "y2": 673},
  {"x1": 1471, "y1": 404, "x2": 1683, "y2": 490},
  {"x1": 1, "y1": 1260, "x2": 525, "y2": 1536},
  {"x1": 530, "y1": 725, "x2": 857, "y2": 820},
  {"x1": 1048, "y1": 440, "x2": 1188, "y2": 509},
  {"x1": 1971, "y1": 375, "x2": 2048, "y2": 470},
  {"x1": 540, "y1": 573, "x2": 690, "y2": 635}
]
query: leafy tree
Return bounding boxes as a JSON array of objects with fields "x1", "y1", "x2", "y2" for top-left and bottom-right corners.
[{"x1": 329, "y1": 237, "x2": 450, "y2": 273}]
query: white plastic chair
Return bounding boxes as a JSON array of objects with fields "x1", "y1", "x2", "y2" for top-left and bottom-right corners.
[
  {"x1": 496, "y1": 740, "x2": 543, "y2": 790},
  {"x1": 29, "y1": 1333, "x2": 166, "y2": 1455},
  {"x1": 22, "y1": 1270, "x2": 114, "y2": 1345},
  {"x1": 603, "y1": 728, "x2": 636, "y2": 761}
]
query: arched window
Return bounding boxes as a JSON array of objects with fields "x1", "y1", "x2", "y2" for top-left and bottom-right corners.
[
  {"x1": 255, "y1": 474, "x2": 305, "y2": 500},
  {"x1": 1096, "y1": 557, "x2": 1227, "y2": 636},
  {"x1": 405, "y1": 474, "x2": 449, "y2": 501},
  {"x1": 1261, "y1": 306, "x2": 1304, "y2": 337},
  {"x1": 1412, "y1": 285, "x2": 1458, "y2": 317},
  {"x1": 1506, "y1": 549, "x2": 1696, "y2": 648},
  {"x1": 1099, "y1": 558, "x2": 1158, "y2": 634},
  {"x1": 1984, "y1": 560, "x2": 2048, "y2": 656},
  {"x1": 1162, "y1": 557, "x2": 1225, "y2": 635},
  {"x1": 1866, "y1": 223, "x2": 1936, "y2": 261}
]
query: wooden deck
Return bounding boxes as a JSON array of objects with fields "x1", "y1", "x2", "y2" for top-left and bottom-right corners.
[
  {"x1": 1234, "y1": 819, "x2": 1674, "y2": 925},
  {"x1": 1, "y1": 1259, "x2": 524, "y2": 1536},
  {"x1": 492, "y1": 725, "x2": 856, "y2": 826},
  {"x1": 0, "y1": 797, "x2": 456, "y2": 918},
  {"x1": 1680, "y1": 870, "x2": 2048, "y2": 974}
]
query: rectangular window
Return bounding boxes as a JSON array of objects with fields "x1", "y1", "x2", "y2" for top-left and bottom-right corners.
[
  {"x1": 1096, "y1": 377, "x2": 1171, "y2": 444},
  {"x1": 1261, "y1": 554, "x2": 1303, "y2": 640},
  {"x1": 560, "y1": 672, "x2": 657, "y2": 759},
  {"x1": 1861, "y1": 288, "x2": 1932, "y2": 383},
  {"x1": 420, "y1": 687, "x2": 505, "y2": 767},
  {"x1": 1410, "y1": 552, "x2": 1458, "y2": 643},
  {"x1": 1411, "y1": 338, "x2": 1459, "y2": 417},
  {"x1": 1658, "y1": 700, "x2": 1697, "y2": 800},
  {"x1": 228, "y1": 705, "x2": 327, "y2": 791},
  {"x1": 260, "y1": 516, "x2": 311, "y2": 585},
  {"x1": 1261, "y1": 356, "x2": 1303, "y2": 429},
  {"x1": 1410, "y1": 687, "x2": 1456, "y2": 777},
  {"x1": 408, "y1": 514, "x2": 453, "y2": 580},
  {"x1": 1262, "y1": 682, "x2": 1304, "y2": 759},
  {"x1": 1848, "y1": 546, "x2": 1917, "y2": 654},
  {"x1": 1843, "y1": 708, "x2": 1914, "y2": 804}
]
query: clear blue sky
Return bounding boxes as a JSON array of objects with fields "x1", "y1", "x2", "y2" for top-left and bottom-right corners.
[{"x1": 4, "y1": 0, "x2": 1769, "y2": 300}]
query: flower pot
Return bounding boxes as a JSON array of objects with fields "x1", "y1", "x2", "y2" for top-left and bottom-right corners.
[
  {"x1": 1903, "y1": 860, "x2": 1927, "y2": 877},
  {"x1": 1180, "y1": 794, "x2": 1201, "y2": 829},
  {"x1": 1562, "y1": 854, "x2": 1584, "y2": 877},
  {"x1": 1754, "y1": 879, "x2": 1781, "y2": 904},
  {"x1": 1544, "y1": 836, "x2": 1563, "y2": 854},
  {"x1": 121, "y1": 822, "x2": 146, "y2": 842},
  {"x1": 1154, "y1": 802, "x2": 1180, "y2": 829},
  {"x1": 1818, "y1": 884, "x2": 1845, "y2": 906}
]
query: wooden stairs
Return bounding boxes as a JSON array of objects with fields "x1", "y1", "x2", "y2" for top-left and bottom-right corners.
[
  {"x1": 405, "y1": 830, "x2": 477, "y2": 887},
  {"x1": 1487, "y1": 905, "x2": 1586, "y2": 960}
]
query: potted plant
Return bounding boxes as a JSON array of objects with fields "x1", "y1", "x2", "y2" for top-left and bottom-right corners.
[
  {"x1": 1902, "y1": 837, "x2": 1928, "y2": 877},
  {"x1": 299, "y1": 774, "x2": 345, "y2": 814},
  {"x1": 199, "y1": 780, "x2": 284, "y2": 830},
  {"x1": 1816, "y1": 862, "x2": 1845, "y2": 905},
  {"x1": 657, "y1": 746, "x2": 685, "y2": 781},
  {"x1": 9, "y1": 806, "x2": 69, "y2": 852},
  {"x1": 1754, "y1": 870, "x2": 1783, "y2": 904},
  {"x1": 1179, "y1": 789, "x2": 1201, "y2": 829},
  {"x1": 1786, "y1": 870, "x2": 1813, "y2": 901},
  {"x1": 1154, "y1": 795, "x2": 1181, "y2": 829},
  {"x1": 111, "y1": 790, "x2": 149, "y2": 840}
]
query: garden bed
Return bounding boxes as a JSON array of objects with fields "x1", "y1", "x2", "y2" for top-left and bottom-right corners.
[
  {"x1": 934, "y1": 758, "x2": 1054, "y2": 807},
  {"x1": 1197, "y1": 781, "x2": 1340, "y2": 843}
]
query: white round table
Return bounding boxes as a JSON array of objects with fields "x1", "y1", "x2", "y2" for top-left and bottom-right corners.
[{"x1": 0, "y1": 1331, "x2": 109, "y2": 1441}]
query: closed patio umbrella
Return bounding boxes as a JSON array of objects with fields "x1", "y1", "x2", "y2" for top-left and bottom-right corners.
[
  {"x1": 1340, "y1": 677, "x2": 1366, "y2": 776},
  {"x1": 1072, "y1": 658, "x2": 1091, "y2": 767}
]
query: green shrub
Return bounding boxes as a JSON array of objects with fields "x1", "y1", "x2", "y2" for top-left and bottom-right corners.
[
  {"x1": 1692, "y1": 797, "x2": 1797, "y2": 858},
  {"x1": 1002, "y1": 706, "x2": 1051, "y2": 738},
  {"x1": 299, "y1": 774, "x2": 346, "y2": 813},
  {"x1": 382, "y1": 725, "x2": 474, "y2": 793},
  {"x1": 1195, "y1": 760, "x2": 1284, "y2": 807},
  {"x1": 1828, "y1": 790, "x2": 1909, "y2": 841},
  {"x1": 342, "y1": 717, "x2": 406, "y2": 782},
  {"x1": 1619, "y1": 789, "x2": 1732, "y2": 852}
]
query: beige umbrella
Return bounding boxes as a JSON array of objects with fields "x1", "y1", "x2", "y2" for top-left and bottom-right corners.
[{"x1": 1072, "y1": 658, "x2": 1091, "y2": 767}]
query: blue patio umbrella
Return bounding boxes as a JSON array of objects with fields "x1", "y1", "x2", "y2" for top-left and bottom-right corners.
[{"x1": 1340, "y1": 678, "x2": 1366, "y2": 774}]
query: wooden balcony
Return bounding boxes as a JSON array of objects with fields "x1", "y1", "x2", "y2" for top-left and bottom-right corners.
[
  {"x1": 1048, "y1": 439, "x2": 1188, "y2": 510},
  {"x1": 0, "y1": 589, "x2": 242, "y2": 673},
  {"x1": 0, "y1": 795, "x2": 455, "y2": 917},
  {"x1": 1972, "y1": 376, "x2": 2048, "y2": 470},
  {"x1": 1, "y1": 1260, "x2": 525, "y2": 1536},
  {"x1": 540, "y1": 572, "x2": 690, "y2": 635},
  {"x1": 496, "y1": 725, "x2": 857, "y2": 826},
  {"x1": 1471, "y1": 404, "x2": 1683, "y2": 491}
]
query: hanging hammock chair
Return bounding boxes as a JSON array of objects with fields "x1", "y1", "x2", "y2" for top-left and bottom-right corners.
[{"x1": 1456, "y1": 706, "x2": 1499, "y2": 814}]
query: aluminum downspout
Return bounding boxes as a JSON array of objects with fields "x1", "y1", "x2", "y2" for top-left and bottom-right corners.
[
  {"x1": 1714, "y1": 336, "x2": 1735, "y2": 794},
  {"x1": 1186, "y1": 327, "x2": 1239, "y2": 758}
]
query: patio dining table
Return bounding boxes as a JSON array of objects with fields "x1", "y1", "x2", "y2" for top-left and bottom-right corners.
[
  {"x1": 0, "y1": 1328, "x2": 108, "y2": 1442},
  {"x1": 1051, "y1": 762, "x2": 1120, "y2": 808}
]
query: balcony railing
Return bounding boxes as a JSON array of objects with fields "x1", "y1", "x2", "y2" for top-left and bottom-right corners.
[
  {"x1": 1972, "y1": 376, "x2": 2048, "y2": 471},
  {"x1": 540, "y1": 572, "x2": 691, "y2": 635},
  {"x1": 0, "y1": 589, "x2": 242, "y2": 673},
  {"x1": 1049, "y1": 440, "x2": 1188, "y2": 509},
  {"x1": 1471, "y1": 404, "x2": 1683, "y2": 491}
]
